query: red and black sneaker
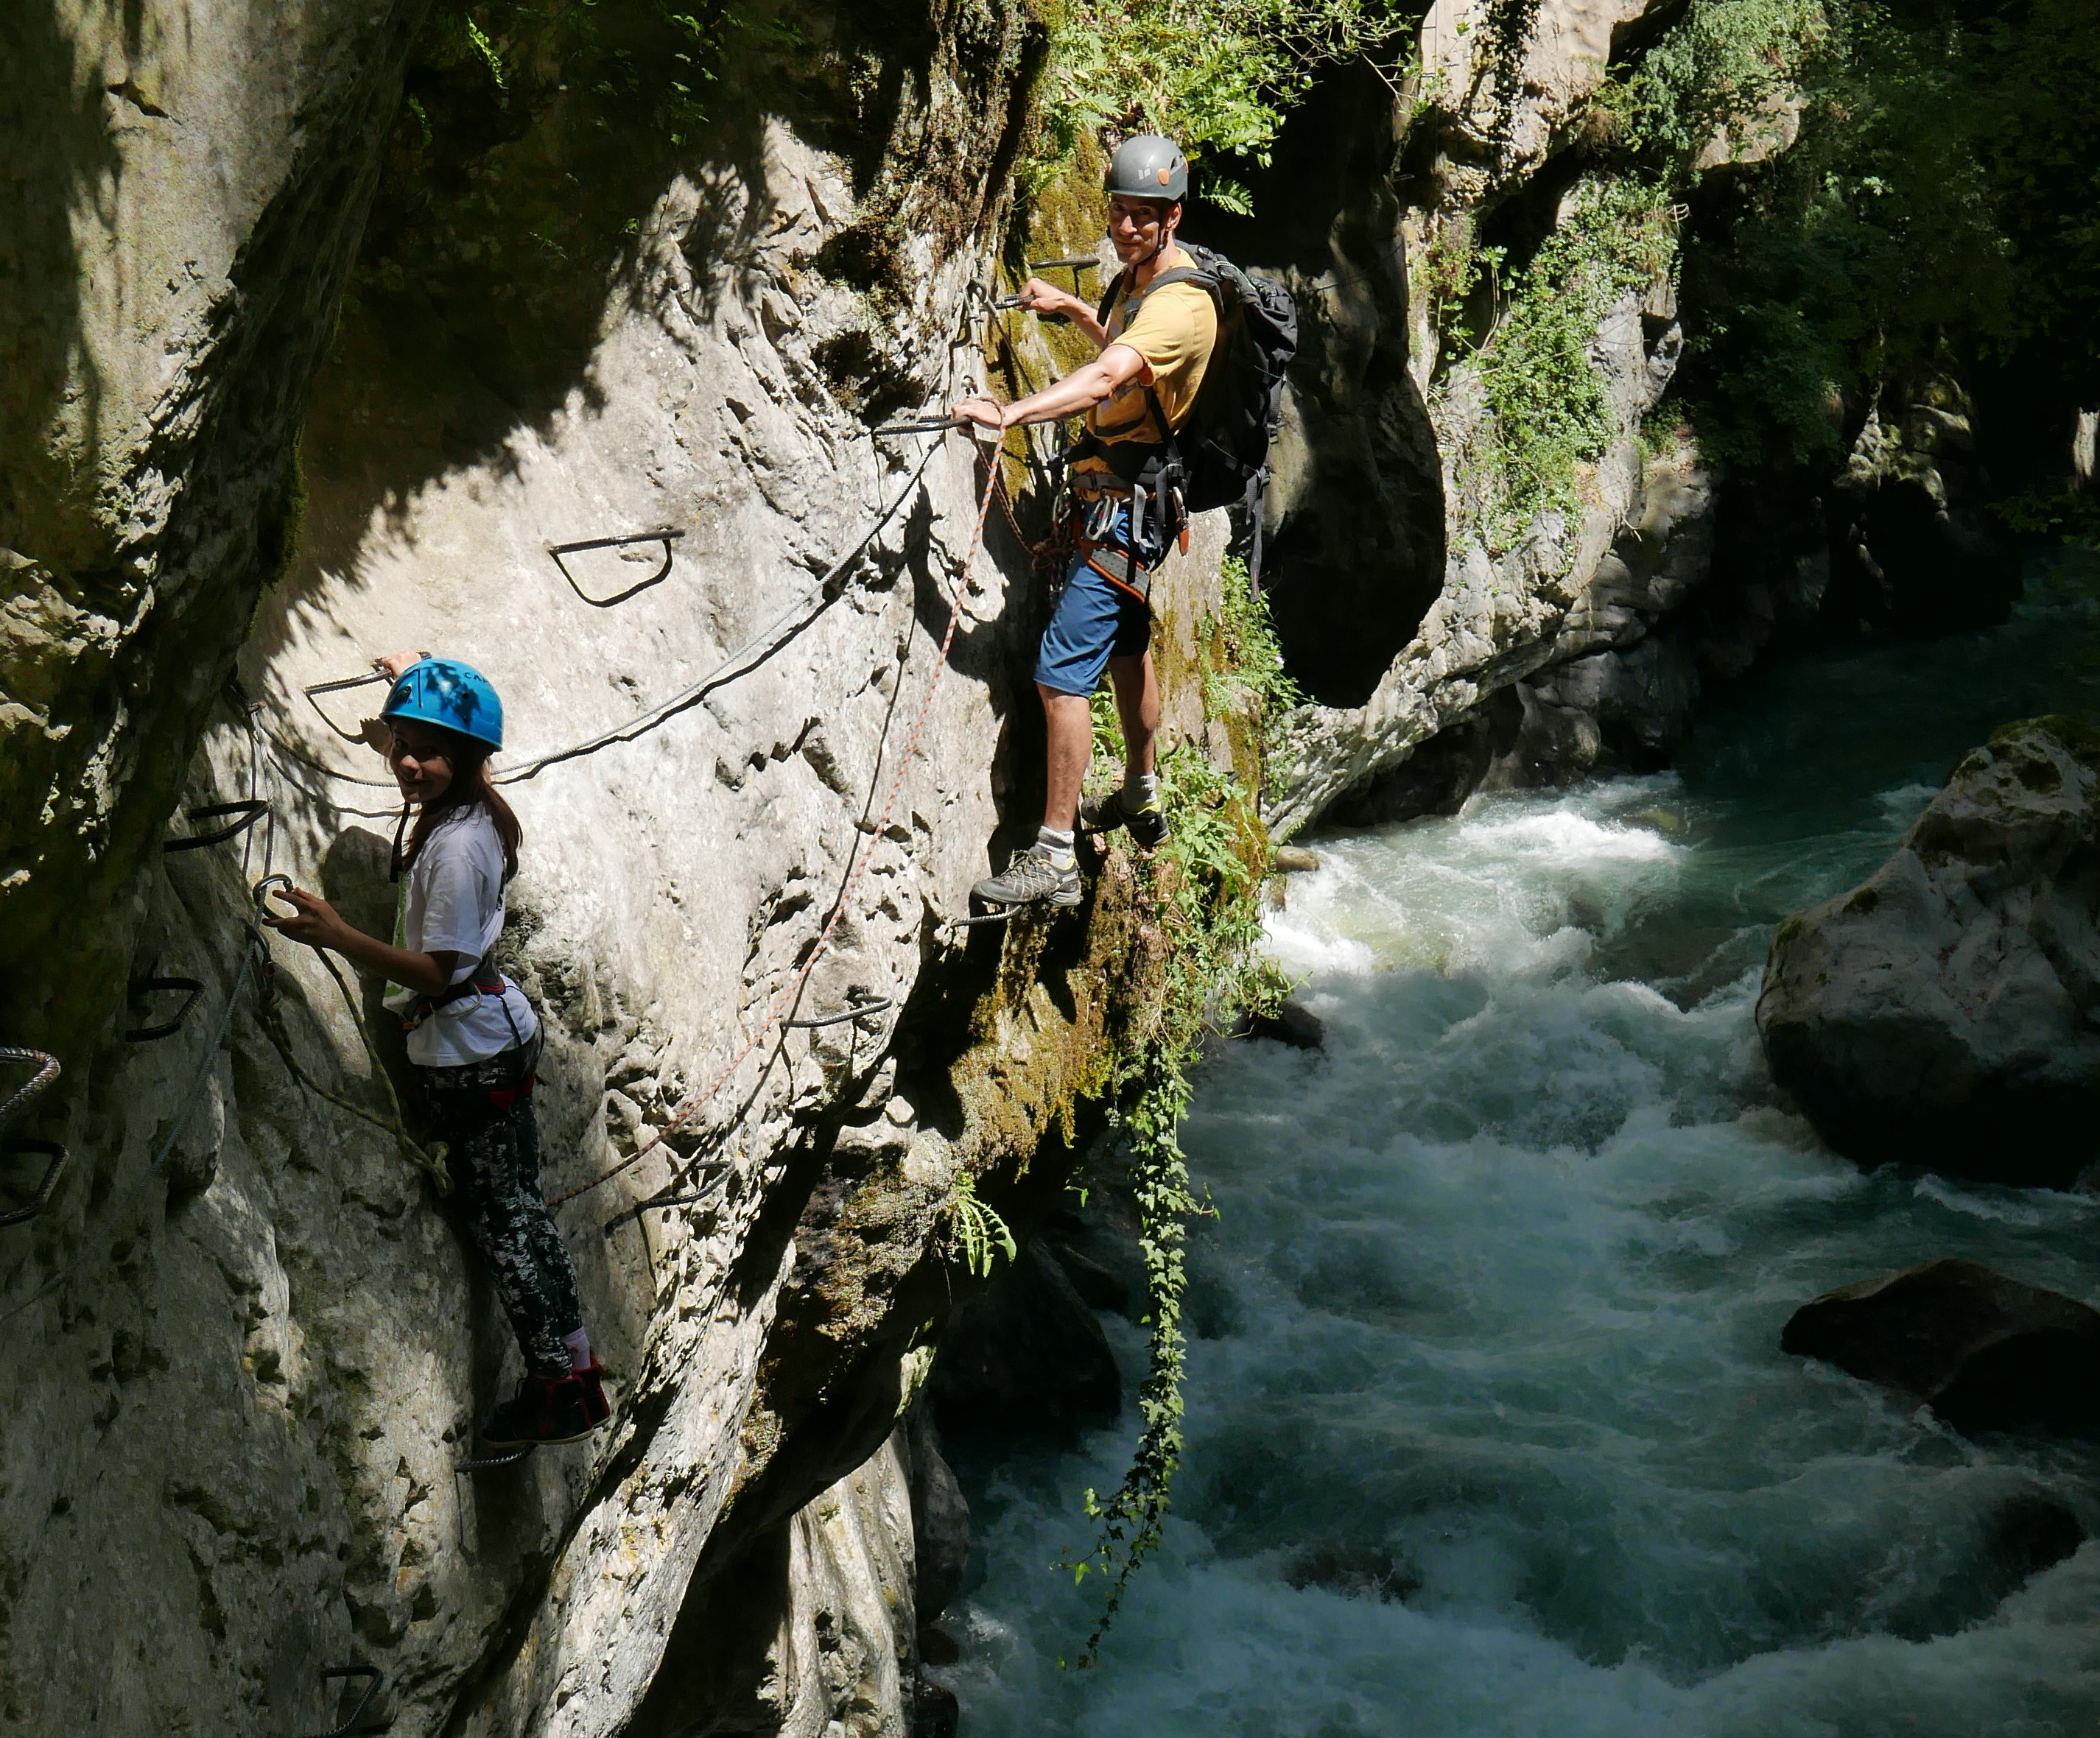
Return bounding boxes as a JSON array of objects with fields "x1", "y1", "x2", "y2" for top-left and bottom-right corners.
[
  {"x1": 575, "y1": 1357, "x2": 612, "y2": 1429},
  {"x1": 482, "y1": 1371, "x2": 607, "y2": 1447}
]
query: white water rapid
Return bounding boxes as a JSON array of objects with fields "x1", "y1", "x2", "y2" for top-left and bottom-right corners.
[{"x1": 938, "y1": 569, "x2": 2100, "y2": 1736}]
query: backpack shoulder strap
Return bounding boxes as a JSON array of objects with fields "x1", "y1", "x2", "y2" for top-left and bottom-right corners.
[{"x1": 1095, "y1": 268, "x2": 1128, "y2": 329}]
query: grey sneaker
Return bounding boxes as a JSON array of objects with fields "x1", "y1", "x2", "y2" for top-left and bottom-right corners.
[
  {"x1": 1079, "y1": 789, "x2": 1170, "y2": 850},
  {"x1": 973, "y1": 844, "x2": 1081, "y2": 909}
]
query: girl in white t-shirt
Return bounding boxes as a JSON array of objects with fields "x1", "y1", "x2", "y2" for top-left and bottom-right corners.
[{"x1": 264, "y1": 655, "x2": 607, "y2": 1448}]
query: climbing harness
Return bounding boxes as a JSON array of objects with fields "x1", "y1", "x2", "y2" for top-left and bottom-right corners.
[
  {"x1": 547, "y1": 432, "x2": 1005, "y2": 1214},
  {"x1": 250, "y1": 876, "x2": 452, "y2": 1196},
  {"x1": 284, "y1": 1664, "x2": 381, "y2": 1738},
  {"x1": 162, "y1": 799, "x2": 269, "y2": 853},
  {"x1": 124, "y1": 974, "x2": 205, "y2": 1043},
  {"x1": 546, "y1": 528, "x2": 684, "y2": 608},
  {"x1": 0, "y1": 1049, "x2": 67, "y2": 1230}
]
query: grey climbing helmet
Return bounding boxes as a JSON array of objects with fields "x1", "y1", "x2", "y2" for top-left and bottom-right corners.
[{"x1": 1105, "y1": 134, "x2": 1188, "y2": 204}]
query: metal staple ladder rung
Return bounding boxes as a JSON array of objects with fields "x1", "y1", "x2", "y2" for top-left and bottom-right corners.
[
  {"x1": 545, "y1": 527, "x2": 685, "y2": 608},
  {"x1": 163, "y1": 799, "x2": 269, "y2": 853},
  {"x1": 124, "y1": 975, "x2": 204, "y2": 1043}
]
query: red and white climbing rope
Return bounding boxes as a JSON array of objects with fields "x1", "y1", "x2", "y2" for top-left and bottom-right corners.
[{"x1": 548, "y1": 434, "x2": 1005, "y2": 1211}]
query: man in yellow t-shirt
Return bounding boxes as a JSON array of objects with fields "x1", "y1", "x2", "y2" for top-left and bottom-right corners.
[{"x1": 952, "y1": 133, "x2": 1218, "y2": 910}]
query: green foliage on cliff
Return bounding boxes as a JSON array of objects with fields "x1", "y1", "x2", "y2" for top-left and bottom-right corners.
[
  {"x1": 1672, "y1": 0, "x2": 2100, "y2": 470},
  {"x1": 1061, "y1": 575, "x2": 1290, "y2": 1663},
  {"x1": 1454, "y1": 184, "x2": 1680, "y2": 549},
  {"x1": 1027, "y1": 0, "x2": 1413, "y2": 211},
  {"x1": 1062, "y1": 741, "x2": 1277, "y2": 1665}
]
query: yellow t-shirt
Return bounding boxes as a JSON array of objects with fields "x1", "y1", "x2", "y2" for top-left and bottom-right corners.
[{"x1": 1079, "y1": 246, "x2": 1217, "y2": 464}]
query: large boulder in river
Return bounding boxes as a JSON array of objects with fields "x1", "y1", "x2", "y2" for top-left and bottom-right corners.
[
  {"x1": 1756, "y1": 717, "x2": 2100, "y2": 1187},
  {"x1": 1783, "y1": 1259, "x2": 2100, "y2": 1435}
]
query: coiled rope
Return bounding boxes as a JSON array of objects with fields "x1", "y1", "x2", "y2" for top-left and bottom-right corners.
[{"x1": 547, "y1": 433, "x2": 1005, "y2": 1210}]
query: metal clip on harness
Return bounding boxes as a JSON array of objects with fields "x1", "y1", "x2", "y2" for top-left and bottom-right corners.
[
  {"x1": 0, "y1": 1049, "x2": 66, "y2": 1228},
  {"x1": 545, "y1": 528, "x2": 685, "y2": 608}
]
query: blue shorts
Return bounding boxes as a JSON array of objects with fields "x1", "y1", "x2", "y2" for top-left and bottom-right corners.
[{"x1": 1034, "y1": 501, "x2": 1157, "y2": 696}]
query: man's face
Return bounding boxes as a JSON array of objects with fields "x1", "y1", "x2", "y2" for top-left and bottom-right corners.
[{"x1": 1108, "y1": 194, "x2": 1179, "y2": 262}]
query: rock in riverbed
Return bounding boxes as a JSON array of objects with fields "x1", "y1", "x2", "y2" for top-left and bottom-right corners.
[
  {"x1": 1783, "y1": 1259, "x2": 2100, "y2": 1435},
  {"x1": 1756, "y1": 717, "x2": 2100, "y2": 1187}
]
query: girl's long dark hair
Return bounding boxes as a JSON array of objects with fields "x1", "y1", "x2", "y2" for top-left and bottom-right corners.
[{"x1": 390, "y1": 728, "x2": 522, "y2": 884}]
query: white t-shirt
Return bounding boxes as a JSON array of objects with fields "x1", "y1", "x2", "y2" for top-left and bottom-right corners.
[{"x1": 384, "y1": 804, "x2": 540, "y2": 1067}]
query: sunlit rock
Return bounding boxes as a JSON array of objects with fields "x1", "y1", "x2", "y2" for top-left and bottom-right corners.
[{"x1": 1757, "y1": 718, "x2": 2100, "y2": 1186}]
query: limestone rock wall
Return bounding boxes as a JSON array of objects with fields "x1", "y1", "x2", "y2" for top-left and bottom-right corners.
[
  {"x1": 1756, "y1": 718, "x2": 2100, "y2": 1189},
  {"x1": 1, "y1": 0, "x2": 430, "y2": 1044},
  {"x1": 0, "y1": 7, "x2": 1251, "y2": 1735},
  {"x1": 1239, "y1": 0, "x2": 1841, "y2": 834}
]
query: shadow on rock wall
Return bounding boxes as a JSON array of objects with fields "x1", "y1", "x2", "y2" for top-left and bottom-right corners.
[{"x1": 1194, "y1": 58, "x2": 1446, "y2": 708}]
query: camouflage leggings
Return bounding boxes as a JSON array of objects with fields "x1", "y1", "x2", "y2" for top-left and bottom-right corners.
[{"x1": 418, "y1": 1036, "x2": 581, "y2": 1379}]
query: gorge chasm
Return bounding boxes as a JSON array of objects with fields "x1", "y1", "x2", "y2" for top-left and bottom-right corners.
[{"x1": 4, "y1": 0, "x2": 2096, "y2": 1734}]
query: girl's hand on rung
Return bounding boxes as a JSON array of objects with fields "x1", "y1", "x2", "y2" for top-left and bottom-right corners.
[{"x1": 262, "y1": 884, "x2": 351, "y2": 951}]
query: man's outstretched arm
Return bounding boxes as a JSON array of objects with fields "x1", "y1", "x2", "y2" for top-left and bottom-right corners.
[{"x1": 952, "y1": 341, "x2": 1148, "y2": 434}]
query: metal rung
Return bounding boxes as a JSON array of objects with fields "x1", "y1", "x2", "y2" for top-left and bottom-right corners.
[
  {"x1": 303, "y1": 668, "x2": 392, "y2": 742},
  {"x1": 124, "y1": 975, "x2": 203, "y2": 1043},
  {"x1": 287, "y1": 1664, "x2": 382, "y2": 1738},
  {"x1": 546, "y1": 528, "x2": 684, "y2": 608},
  {"x1": 457, "y1": 1444, "x2": 535, "y2": 1471},
  {"x1": 784, "y1": 996, "x2": 893, "y2": 1030},
  {"x1": 0, "y1": 1140, "x2": 66, "y2": 1228},
  {"x1": 872, "y1": 418, "x2": 966, "y2": 437},
  {"x1": 163, "y1": 800, "x2": 268, "y2": 852},
  {"x1": 956, "y1": 910, "x2": 1016, "y2": 926},
  {"x1": 0, "y1": 1049, "x2": 60, "y2": 1128}
]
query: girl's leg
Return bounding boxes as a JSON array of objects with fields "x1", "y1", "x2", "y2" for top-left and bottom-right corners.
[{"x1": 445, "y1": 1094, "x2": 580, "y2": 1379}]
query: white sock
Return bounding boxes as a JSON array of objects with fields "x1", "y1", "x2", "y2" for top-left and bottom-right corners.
[
  {"x1": 563, "y1": 1326, "x2": 592, "y2": 1371},
  {"x1": 1036, "y1": 824, "x2": 1075, "y2": 868},
  {"x1": 1123, "y1": 770, "x2": 1159, "y2": 809}
]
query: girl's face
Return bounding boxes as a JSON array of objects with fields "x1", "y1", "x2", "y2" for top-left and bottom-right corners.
[{"x1": 387, "y1": 722, "x2": 456, "y2": 805}]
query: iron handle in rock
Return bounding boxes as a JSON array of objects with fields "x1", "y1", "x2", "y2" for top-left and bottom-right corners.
[{"x1": 544, "y1": 527, "x2": 685, "y2": 608}]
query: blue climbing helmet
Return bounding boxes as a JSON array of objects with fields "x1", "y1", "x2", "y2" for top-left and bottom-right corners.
[{"x1": 380, "y1": 657, "x2": 504, "y2": 750}]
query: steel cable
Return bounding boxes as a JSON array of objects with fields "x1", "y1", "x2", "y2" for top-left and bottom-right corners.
[
  {"x1": 256, "y1": 443, "x2": 943, "y2": 795},
  {"x1": 548, "y1": 437, "x2": 1004, "y2": 1211}
]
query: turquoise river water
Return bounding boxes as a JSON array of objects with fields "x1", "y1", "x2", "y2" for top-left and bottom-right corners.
[{"x1": 937, "y1": 566, "x2": 2100, "y2": 1737}]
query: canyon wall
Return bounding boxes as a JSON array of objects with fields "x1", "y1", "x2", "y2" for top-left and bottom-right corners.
[{"x1": 0, "y1": 6, "x2": 1250, "y2": 1734}]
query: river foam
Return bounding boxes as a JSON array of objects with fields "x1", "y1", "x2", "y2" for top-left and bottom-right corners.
[{"x1": 939, "y1": 574, "x2": 2100, "y2": 1737}]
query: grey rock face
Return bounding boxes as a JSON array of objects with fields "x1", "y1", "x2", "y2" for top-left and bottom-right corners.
[
  {"x1": 1757, "y1": 720, "x2": 2100, "y2": 1186},
  {"x1": 1, "y1": 0, "x2": 428, "y2": 1041},
  {"x1": 0, "y1": 5, "x2": 1261, "y2": 1735},
  {"x1": 1783, "y1": 1259, "x2": 2100, "y2": 1436},
  {"x1": 905, "y1": 1401, "x2": 970, "y2": 1624}
]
